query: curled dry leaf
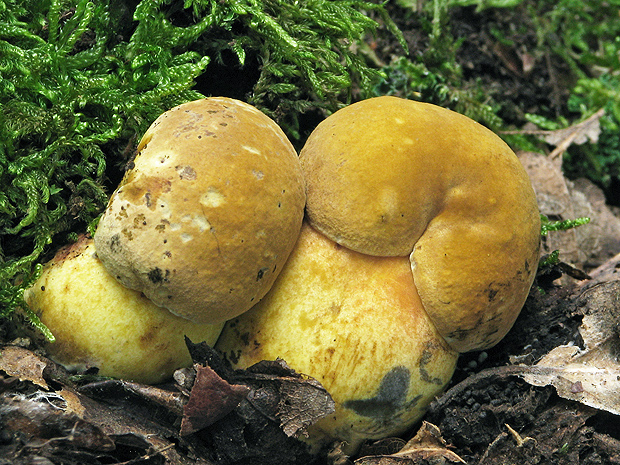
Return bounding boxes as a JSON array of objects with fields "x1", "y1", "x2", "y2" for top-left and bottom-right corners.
[
  {"x1": 183, "y1": 341, "x2": 333, "y2": 465},
  {"x1": 354, "y1": 421, "x2": 465, "y2": 464},
  {"x1": 180, "y1": 363, "x2": 250, "y2": 436},
  {"x1": 246, "y1": 359, "x2": 337, "y2": 438},
  {"x1": 185, "y1": 340, "x2": 335, "y2": 439}
]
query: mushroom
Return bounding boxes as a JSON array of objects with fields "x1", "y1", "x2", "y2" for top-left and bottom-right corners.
[
  {"x1": 300, "y1": 96, "x2": 541, "y2": 353},
  {"x1": 24, "y1": 235, "x2": 223, "y2": 384},
  {"x1": 94, "y1": 97, "x2": 306, "y2": 324},
  {"x1": 215, "y1": 96, "x2": 541, "y2": 451},
  {"x1": 24, "y1": 97, "x2": 305, "y2": 383},
  {"x1": 216, "y1": 222, "x2": 458, "y2": 452}
]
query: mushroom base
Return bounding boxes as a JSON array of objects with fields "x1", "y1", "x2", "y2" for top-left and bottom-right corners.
[
  {"x1": 24, "y1": 235, "x2": 224, "y2": 384},
  {"x1": 216, "y1": 223, "x2": 458, "y2": 453}
]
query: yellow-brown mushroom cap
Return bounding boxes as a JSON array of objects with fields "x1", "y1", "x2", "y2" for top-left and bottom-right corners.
[
  {"x1": 94, "y1": 97, "x2": 306, "y2": 324},
  {"x1": 300, "y1": 96, "x2": 540, "y2": 352}
]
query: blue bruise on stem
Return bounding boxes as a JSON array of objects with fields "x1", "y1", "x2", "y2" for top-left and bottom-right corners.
[{"x1": 343, "y1": 366, "x2": 411, "y2": 418}]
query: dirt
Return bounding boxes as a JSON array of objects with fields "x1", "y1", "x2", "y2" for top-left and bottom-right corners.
[{"x1": 2, "y1": 3, "x2": 620, "y2": 465}]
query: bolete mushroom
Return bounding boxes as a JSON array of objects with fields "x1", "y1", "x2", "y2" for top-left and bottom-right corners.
[
  {"x1": 94, "y1": 97, "x2": 306, "y2": 324},
  {"x1": 300, "y1": 96, "x2": 541, "y2": 353},
  {"x1": 24, "y1": 235, "x2": 223, "y2": 384},
  {"x1": 24, "y1": 97, "x2": 305, "y2": 383},
  {"x1": 216, "y1": 96, "x2": 540, "y2": 451}
]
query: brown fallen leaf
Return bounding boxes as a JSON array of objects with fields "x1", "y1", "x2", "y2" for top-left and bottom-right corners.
[
  {"x1": 180, "y1": 363, "x2": 250, "y2": 436},
  {"x1": 1, "y1": 391, "x2": 116, "y2": 453},
  {"x1": 355, "y1": 421, "x2": 466, "y2": 464},
  {"x1": 241, "y1": 359, "x2": 337, "y2": 438},
  {"x1": 0, "y1": 345, "x2": 50, "y2": 389},
  {"x1": 185, "y1": 339, "x2": 335, "y2": 438},
  {"x1": 80, "y1": 377, "x2": 188, "y2": 415},
  {"x1": 521, "y1": 277, "x2": 620, "y2": 417},
  {"x1": 184, "y1": 340, "x2": 333, "y2": 465}
]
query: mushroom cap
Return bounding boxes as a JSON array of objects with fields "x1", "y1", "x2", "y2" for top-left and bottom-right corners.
[
  {"x1": 24, "y1": 236, "x2": 223, "y2": 384},
  {"x1": 300, "y1": 96, "x2": 540, "y2": 352},
  {"x1": 216, "y1": 222, "x2": 458, "y2": 452},
  {"x1": 94, "y1": 97, "x2": 306, "y2": 324}
]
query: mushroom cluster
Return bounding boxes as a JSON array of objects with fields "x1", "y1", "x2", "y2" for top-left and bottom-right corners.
[
  {"x1": 215, "y1": 96, "x2": 541, "y2": 451},
  {"x1": 24, "y1": 95, "x2": 540, "y2": 453},
  {"x1": 25, "y1": 97, "x2": 306, "y2": 383}
]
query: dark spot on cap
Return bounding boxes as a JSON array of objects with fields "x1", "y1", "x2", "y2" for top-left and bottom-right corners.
[
  {"x1": 228, "y1": 350, "x2": 241, "y2": 364},
  {"x1": 176, "y1": 165, "x2": 197, "y2": 181},
  {"x1": 147, "y1": 267, "x2": 169, "y2": 284},
  {"x1": 109, "y1": 234, "x2": 122, "y2": 253},
  {"x1": 256, "y1": 267, "x2": 269, "y2": 281}
]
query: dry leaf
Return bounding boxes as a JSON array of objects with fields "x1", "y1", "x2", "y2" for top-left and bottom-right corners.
[
  {"x1": 80, "y1": 377, "x2": 188, "y2": 415},
  {"x1": 185, "y1": 340, "x2": 335, "y2": 438},
  {"x1": 180, "y1": 363, "x2": 250, "y2": 435},
  {"x1": 521, "y1": 278, "x2": 620, "y2": 417},
  {"x1": 505, "y1": 108, "x2": 605, "y2": 159},
  {"x1": 355, "y1": 422, "x2": 465, "y2": 464},
  {"x1": 0, "y1": 391, "x2": 116, "y2": 452},
  {"x1": 241, "y1": 359, "x2": 336, "y2": 438},
  {"x1": 520, "y1": 342, "x2": 620, "y2": 416},
  {"x1": 183, "y1": 341, "x2": 332, "y2": 465},
  {"x1": 0, "y1": 345, "x2": 50, "y2": 389}
]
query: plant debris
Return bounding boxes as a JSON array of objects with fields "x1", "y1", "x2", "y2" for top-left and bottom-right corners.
[{"x1": 354, "y1": 421, "x2": 465, "y2": 464}]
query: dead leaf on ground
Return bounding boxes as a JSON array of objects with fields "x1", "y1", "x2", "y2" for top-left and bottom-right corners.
[
  {"x1": 80, "y1": 377, "x2": 188, "y2": 415},
  {"x1": 0, "y1": 345, "x2": 51, "y2": 389},
  {"x1": 504, "y1": 108, "x2": 605, "y2": 159},
  {"x1": 180, "y1": 363, "x2": 250, "y2": 435},
  {"x1": 354, "y1": 421, "x2": 465, "y2": 464},
  {"x1": 520, "y1": 274, "x2": 620, "y2": 417},
  {"x1": 185, "y1": 339, "x2": 335, "y2": 439},
  {"x1": 184, "y1": 341, "x2": 333, "y2": 465},
  {"x1": 241, "y1": 359, "x2": 337, "y2": 438}
]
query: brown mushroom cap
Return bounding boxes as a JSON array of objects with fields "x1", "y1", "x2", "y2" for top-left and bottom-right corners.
[
  {"x1": 94, "y1": 97, "x2": 306, "y2": 324},
  {"x1": 300, "y1": 96, "x2": 540, "y2": 352}
]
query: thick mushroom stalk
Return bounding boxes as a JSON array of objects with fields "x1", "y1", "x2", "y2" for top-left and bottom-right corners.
[
  {"x1": 24, "y1": 236, "x2": 223, "y2": 384},
  {"x1": 95, "y1": 97, "x2": 306, "y2": 324},
  {"x1": 216, "y1": 222, "x2": 458, "y2": 452}
]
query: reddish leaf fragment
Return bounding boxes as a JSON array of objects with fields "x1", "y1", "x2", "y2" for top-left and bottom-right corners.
[{"x1": 180, "y1": 363, "x2": 250, "y2": 436}]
